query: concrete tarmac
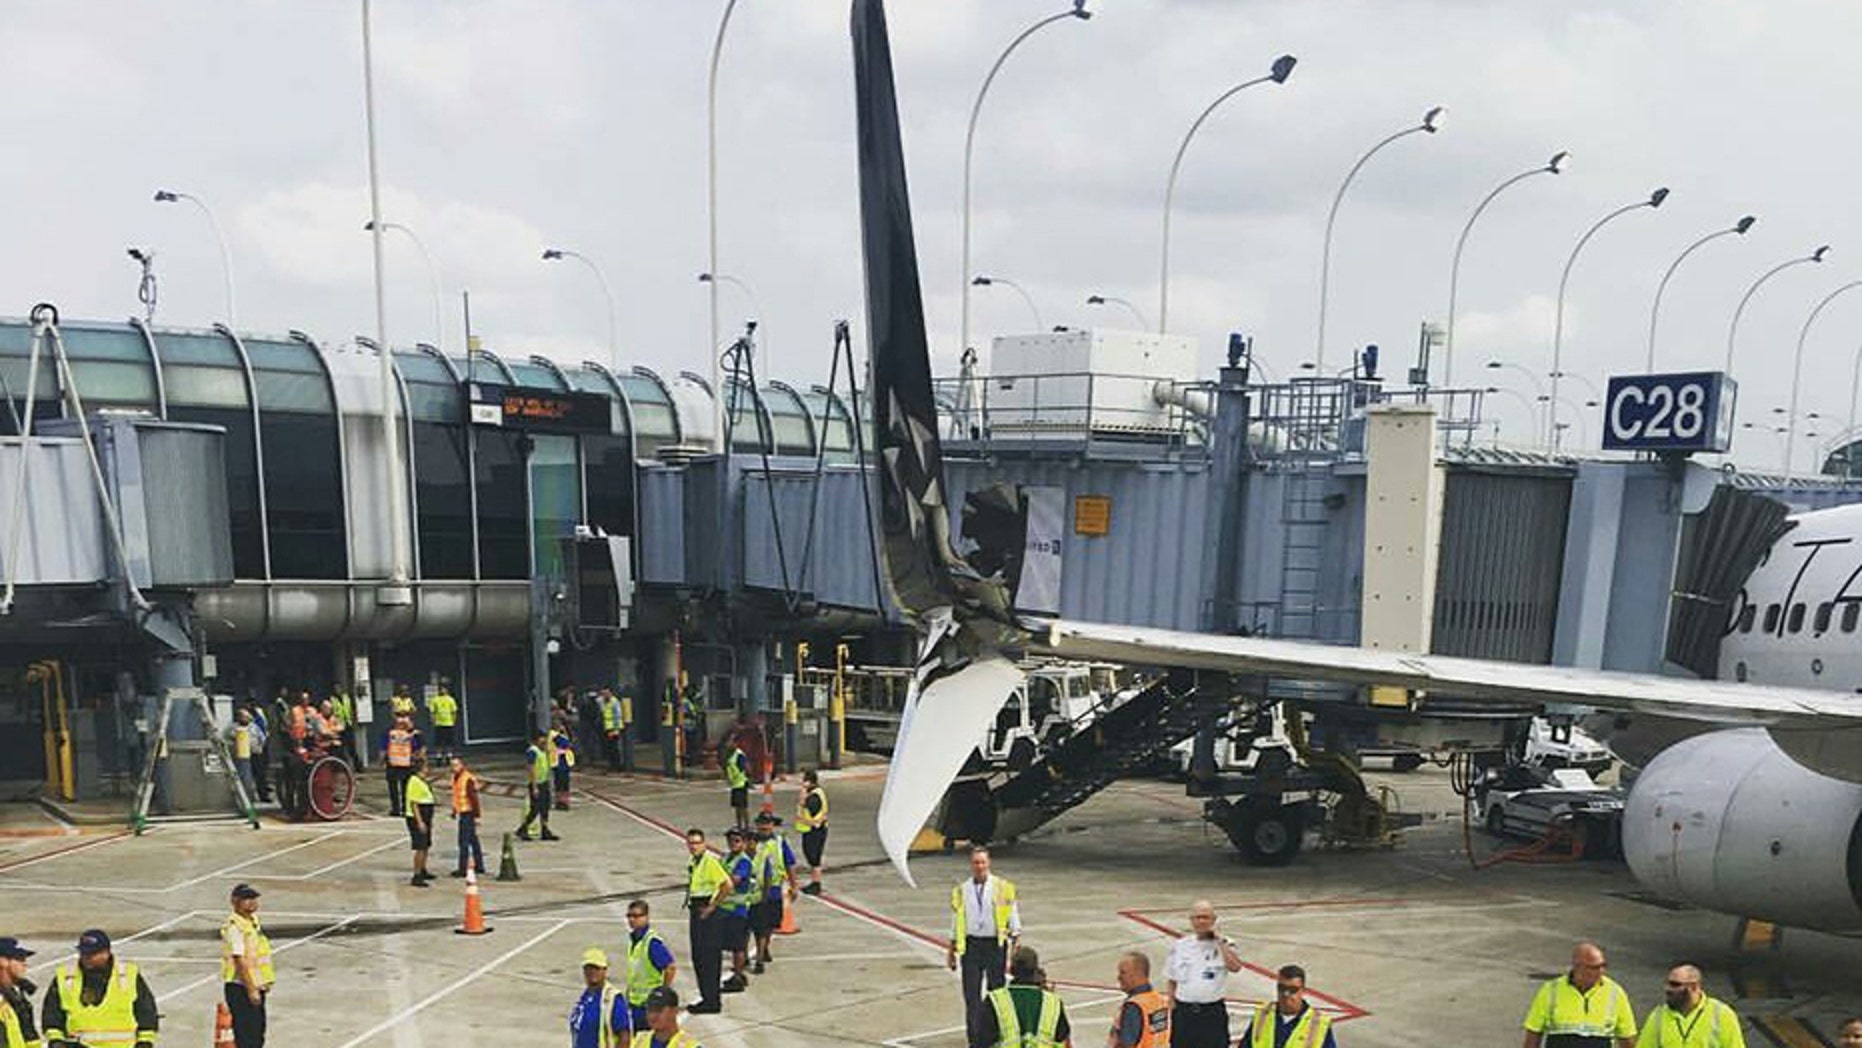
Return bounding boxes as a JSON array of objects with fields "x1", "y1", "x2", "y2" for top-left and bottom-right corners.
[{"x1": 2, "y1": 763, "x2": 1858, "y2": 1046}]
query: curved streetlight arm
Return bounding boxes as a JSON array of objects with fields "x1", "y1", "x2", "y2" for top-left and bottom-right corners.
[
  {"x1": 1444, "y1": 165, "x2": 1554, "y2": 387},
  {"x1": 155, "y1": 190, "x2": 237, "y2": 327},
  {"x1": 548, "y1": 249, "x2": 619, "y2": 368},
  {"x1": 1647, "y1": 223, "x2": 1748, "y2": 371},
  {"x1": 977, "y1": 277, "x2": 1044, "y2": 332},
  {"x1": 1785, "y1": 280, "x2": 1862, "y2": 475},
  {"x1": 1550, "y1": 196, "x2": 1659, "y2": 450},
  {"x1": 1157, "y1": 72, "x2": 1276, "y2": 333},
  {"x1": 1087, "y1": 294, "x2": 1148, "y2": 329},
  {"x1": 1725, "y1": 252, "x2": 1826, "y2": 375},
  {"x1": 1315, "y1": 122, "x2": 1431, "y2": 370},
  {"x1": 960, "y1": 6, "x2": 1090, "y2": 359},
  {"x1": 1488, "y1": 360, "x2": 1547, "y2": 446},
  {"x1": 371, "y1": 221, "x2": 446, "y2": 350}
]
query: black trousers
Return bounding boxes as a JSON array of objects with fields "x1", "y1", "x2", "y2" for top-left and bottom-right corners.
[
  {"x1": 518, "y1": 784, "x2": 551, "y2": 833},
  {"x1": 689, "y1": 907, "x2": 723, "y2": 1005},
  {"x1": 1171, "y1": 1000, "x2": 1231, "y2": 1048},
  {"x1": 960, "y1": 937, "x2": 1006, "y2": 1043},
  {"x1": 385, "y1": 765, "x2": 411, "y2": 818},
  {"x1": 224, "y1": 983, "x2": 267, "y2": 1048}
]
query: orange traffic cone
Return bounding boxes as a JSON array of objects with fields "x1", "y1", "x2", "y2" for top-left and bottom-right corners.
[
  {"x1": 213, "y1": 1002, "x2": 235, "y2": 1046},
  {"x1": 455, "y1": 868, "x2": 492, "y2": 935},
  {"x1": 776, "y1": 895, "x2": 800, "y2": 935}
]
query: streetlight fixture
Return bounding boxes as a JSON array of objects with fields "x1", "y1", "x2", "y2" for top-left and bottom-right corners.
[
  {"x1": 1085, "y1": 293, "x2": 1148, "y2": 330},
  {"x1": 1315, "y1": 105, "x2": 1445, "y2": 372},
  {"x1": 1725, "y1": 245, "x2": 1832, "y2": 376},
  {"x1": 1485, "y1": 385, "x2": 1539, "y2": 445},
  {"x1": 1486, "y1": 359, "x2": 1548, "y2": 446},
  {"x1": 543, "y1": 248, "x2": 619, "y2": 368},
  {"x1": 364, "y1": 220, "x2": 446, "y2": 350},
  {"x1": 152, "y1": 188, "x2": 237, "y2": 326},
  {"x1": 707, "y1": 0, "x2": 749, "y2": 445},
  {"x1": 1784, "y1": 279, "x2": 1862, "y2": 475},
  {"x1": 1549, "y1": 186, "x2": 1669, "y2": 449},
  {"x1": 1156, "y1": 53, "x2": 1297, "y2": 334},
  {"x1": 1645, "y1": 214, "x2": 1758, "y2": 371},
  {"x1": 972, "y1": 275, "x2": 1043, "y2": 333},
  {"x1": 699, "y1": 272, "x2": 766, "y2": 372},
  {"x1": 1443, "y1": 150, "x2": 1570, "y2": 387},
  {"x1": 959, "y1": 2, "x2": 1093, "y2": 361}
]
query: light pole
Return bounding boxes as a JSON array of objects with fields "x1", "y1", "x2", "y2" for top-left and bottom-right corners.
[
  {"x1": 699, "y1": 272, "x2": 766, "y2": 373},
  {"x1": 358, "y1": 0, "x2": 410, "y2": 602},
  {"x1": 1645, "y1": 215, "x2": 1757, "y2": 371},
  {"x1": 1551, "y1": 368, "x2": 1605, "y2": 405},
  {"x1": 1485, "y1": 359, "x2": 1547, "y2": 446},
  {"x1": 1549, "y1": 186, "x2": 1669, "y2": 449},
  {"x1": 707, "y1": 0, "x2": 747, "y2": 447},
  {"x1": 1443, "y1": 150, "x2": 1570, "y2": 387},
  {"x1": 1315, "y1": 105, "x2": 1445, "y2": 372},
  {"x1": 1725, "y1": 245, "x2": 1831, "y2": 376},
  {"x1": 365, "y1": 221, "x2": 445, "y2": 349},
  {"x1": 972, "y1": 275, "x2": 1043, "y2": 333},
  {"x1": 960, "y1": 2, "x2": 1093, "y2": 362},
  {"x1": 542, "y1": 248, "x2": 619, "y2": 369},
  {"x1": 1086, "y1": 293, "x2": 1147, "y2": 330},
  {"x1": 152, "y1": 189, "x2": 237, "y2": 327},
  {"x1": 1845, "y1": 342, "x2": 1862, "y2": 478},
  {"x1": 1157, "y1": 54, "x2": 1297, "y2": 335},
  {"x1": 1548, "y1": 394, "x2": 1595, "y2": 449},
  {"x1": 1785, "y1": 279, "x2": 1862, "y2": 475},
  {"x1": 1485, "y1": 385, "x2": 1539, "y2": 445}
]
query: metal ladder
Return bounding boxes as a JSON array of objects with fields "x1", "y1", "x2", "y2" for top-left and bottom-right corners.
[{"x1": 1274, "y1": 379, "x2": 1341, "y2": 640}]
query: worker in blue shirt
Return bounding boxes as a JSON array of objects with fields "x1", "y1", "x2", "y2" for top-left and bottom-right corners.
[
  {"x1": 750, "y1": 812, "x2": 798, "y2": 973},
  {"x1": 569, "y1": 947, "x2": 632, "y2": 1047},
  {"x1": 623, "y1": 900, "x2": 678, "y2": 1030},
  {"x1": 720, "y1": 828, "x2": 755, "y2": 994},
  {"x1": 1240, "y1": 965, "x2": 1338, "y2": 1048}
]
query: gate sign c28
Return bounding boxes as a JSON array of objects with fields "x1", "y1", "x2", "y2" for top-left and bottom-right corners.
[{"x1": 1601, "y1": 371, "x2": 1735, "y2": 454}]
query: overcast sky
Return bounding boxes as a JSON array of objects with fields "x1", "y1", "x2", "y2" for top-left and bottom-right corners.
[{"x1": 4, "y1": 0, "x2": 1858, "y2": 469}]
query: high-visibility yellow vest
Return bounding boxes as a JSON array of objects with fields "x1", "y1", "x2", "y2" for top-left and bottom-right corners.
[
  {"x1": 723, "y1": 853, "x2": 756, "y2": 913},
  {"x1": 724, "y1": 748, "x2": 749, "y2": 789},
  {"x1": 391, "y1": 694, "x2": 416, "y2": 716},
  {"x1": 49, "y1": 961, "x2": 152, "y2": 1047},
  {"x1": 1637, "y1": 997, "x2": 1741, "y2": 1048},
  {"x1": 1, "y1": 991, "x2": 42, "y2": 1048},
  {"x1": 795, "y1": 786, "x2": 828, "y2": 832},
  {"x1": 1251, "y1": 1004, "x2": 1332, "y2": 1048},
  {"x1": 1523, "y1": 974, "x2": 1636, "y2": 1042},
  {"x1": 629, "y1": 1031, "x2": 699, "y2": 1048},
  {"x1": 687, "y1": 852, "x2": 729, "y2": 902},
  {"x1": 404, "y1": 774, "x2": 435, "y2": 816},
  {"x1": 625, "y1": 930, "x2": 671, "y2": 1006},
  {"x1": 950, "y1": 875, "x2": 1018, "y2": 957},
  {"x1": 754, "y1": 836, "x2": 790, "y2": 895},
  {"x1": 221, "y1": 912, "x2": 275, "y2": 988},
  {"x1": 527, "y1": 745, "x2": 551, "y2": 785},
  {"x1": 601, "y1": 698, "x2": 620, "y2": 732},
  {"x1": 987, "y1": 985, "x2": 1063, "y2": 1048},
  {"x1": 428, "y1": 691, "x2": 458, "y2": 728},
  {"x1": 231, "y1": 725, "x2": 252, "y2": 761}
]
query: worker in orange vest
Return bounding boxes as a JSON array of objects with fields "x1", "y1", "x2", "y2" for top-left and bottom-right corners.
[
  {"x1": 1110, "y1": 951, "x2": 1170, "y2": 1048},
  {"x1": 450, "y1": 756, "x2": 487, "y2": 877},
  {"x1": 382, "y1": 711, "x2": 422, "y2": 818}
]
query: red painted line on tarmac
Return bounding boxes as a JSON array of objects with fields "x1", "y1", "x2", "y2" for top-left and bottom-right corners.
[
  {"x1": 0, "y1": 829, "x2": 132, "y2": 873},
  {"x1": 1118, "y1": 910, "x2": 1369, "y2": 1022},
  {"x1": 578, "y1": 786, "x2": 694, "y2": 843}
]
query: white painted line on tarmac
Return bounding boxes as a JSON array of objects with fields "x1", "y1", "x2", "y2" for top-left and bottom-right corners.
[
  {"x1": 27, "y1": 910, "x2": 202, "y2": 976},
  {"x1": 160, "y1": 914, "x2": 363, "y2": 1000},
  {"x1": 330, "y1": 918, "x2": 571, "y2": 1048},
  {"x1": 0, "y1": 829, "x2": 135, "y2": 874},
  {"x1": 164, "y1": 831, "x2": 349, "y2": 891},
  {"x1": 246, "y1": 837, "x2": 403, "y2": 881}
]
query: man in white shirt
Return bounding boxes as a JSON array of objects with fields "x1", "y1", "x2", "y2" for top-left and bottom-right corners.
[
  {"x1": 1164, "y1": 900, "x2": 1243, "y2": 1048},
  {"x1": 946, "y1": 846, "x2": 1022, "y2": 1042}
]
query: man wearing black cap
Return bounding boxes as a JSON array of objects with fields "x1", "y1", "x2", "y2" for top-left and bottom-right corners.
[
  {"x1": 40, "y1": 930, "x2": 158, "y2": 1048},
  {"x1": 0, "y1": 937, "x2": 42, "y2": 1048},
  {"x1": 222, "y1": 884, "x2": 274, "y2": 1047},
  {"x1": 630, "y1": 987, "x2": 702, "y2": 1048},
  {"x1": 749, "y1": 812, "x2": 797, "y2": 974}
]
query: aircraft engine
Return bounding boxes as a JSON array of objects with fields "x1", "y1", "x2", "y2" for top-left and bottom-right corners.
[{"x1": 1624, "y1": 727, "x2": 1862, "y2": 930}]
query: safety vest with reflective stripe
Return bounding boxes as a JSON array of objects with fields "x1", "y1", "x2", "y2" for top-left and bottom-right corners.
[
  {"x1": 528, "y1": 745, "x2": 551, "y2": 785},
  {"x1": 1, "y1": 991, "x2": 41, "y2": 1048},
  {"x1": 1524, "y1": 973, "x2": 1635, "y2": 1041},
  {"x1": 724, "y1": 748, "x2": 749, "y2": 790},
  {"x1": 221, "y1": 912, "x2": 275, "y2": 988},
  {"x1": 1639, "y1": 998, "x2": 1739, "y2": 1048},
  {"x1": 795, "y1": 786, "x2": 828, "y2": 832},
  {"x1": 1252, "y1": 1004, "x2": 1331, "y2": 1048},
  {"x1": 428, "y1": 691, "x2": 458, "y2": 728},
  {"x1": 724, "y1": 853, "x2": 756, "y2": 913},
  {"x1": 988, "y1": 986, "x2": 1063, "y2": 1048},
  {"x1": 625, "y1": 929, "x2": 671, "y2": 1006},
  {"x1": 49, "y1": 962, "x2": 150, "y2": 1047},
  {"x1": 628, "y1": 1032, "x2": 699, "y2": 1048},
  {"x1": 452, "y1": 770, "x2": 480, "y2": 816},
  {"x1": 754, "y1": 835, "x2": 790, "y2": 895},
  {"x1": 950, "y1": 875, "x2": 1018, "y2": 957},
  {"x1": 601, "y1": 697, "x2": 620, "y2": 732},
  {"x1": 1114, "y1": 989, "x2": 1171, "y2": 1048},
  {"x1": 387, "y1": 728, "x2": 415, "y2": 768},
  {"x1": 687, "y1": 852, "x2": 729, "y2": 903}
]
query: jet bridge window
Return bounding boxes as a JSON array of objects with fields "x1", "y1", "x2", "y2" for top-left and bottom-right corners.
[
  {"x1": 1763, "y1": 604, "x2": 1781, "y2": 633},
  {"x1": 1815, "y1": 602, "x2": 1834, "y2": 634},
  {"x1": 1844, "y1": 602, "x2": 1861, "y2": 633},
  {"x1": 1787, "y1": 603, "x2": 1806, "y2": 634}
]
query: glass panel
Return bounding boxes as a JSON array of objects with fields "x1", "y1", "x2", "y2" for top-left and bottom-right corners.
[
  {"x1": 59, "y1": 325, "x2": 152, "y2": 361},
  {"x1": 474, "y1": 428, "x2": 529, "y2": 579},
  {"x1": 394, "y1": 352, "x2": 453, "y2": 385},
  {"x1": 244, "y1": 339, "x2": 324, "y2": 374},
  {"x1": 568, "y1": 369, "x2": 612, "y2": 395},
  {"x1": 530, "y1": 434, "x2": 580, "y2": 579},
  {"x1": 165, "y1": 365, "x2": 249, "y2": 409},
  {"x1": 463, "y1": 645, "x2": 528, "y2": 742},
  {"x1": 413, "y1": 421, "x2": 473, "y2": 579},
  {"x1": 617, "y1": 374, "x2": 671, "y2": 404},
  {"x1": 725, "y1": 382, "x2": 768, "y2": 452},
  {"x1": 169, "y1": 405, "x2": 264, "y2": 577},
  {"x1": 254, "y1": 370, "x2": 334, "y2": 412},
  {"x1": 505, "y1": 363, "x2": 561, "y2": 390},
  {"x1": 152, "y1": 331, "x2": 242, "y2": 367},
  {"x1": 262, "y1": 413, "x2": 346, "y2": 578},
  {"x1": 66, "y1": 360, "x2": 156, "y2": 405},
  {"x1": 405, "y1": 383, "x2": 460, "y2": 423},
  {"x1": 583, "y1": 434, "x2": 634, "y2": 539}
]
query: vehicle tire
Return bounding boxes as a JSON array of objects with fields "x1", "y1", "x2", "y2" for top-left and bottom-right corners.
[
  {"x1": 1230, "y1": 801, "x2": 1302, "y2": 866},
  {"x1": 1485, "y1": 803, "x2": 1506, "y2": 838},
  {"x1": 306, "y1": 757, "x2": 355, "y2": 822}
]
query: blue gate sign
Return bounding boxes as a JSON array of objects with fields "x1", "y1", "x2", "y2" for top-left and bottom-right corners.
[{"x1": 1602, "y1": 372, "x2": 1735, "y2": 454}]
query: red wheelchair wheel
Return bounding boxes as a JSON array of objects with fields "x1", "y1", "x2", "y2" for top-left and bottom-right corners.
[{"x1": 306, "y1": 756, "x2": 355, "y2": 821}]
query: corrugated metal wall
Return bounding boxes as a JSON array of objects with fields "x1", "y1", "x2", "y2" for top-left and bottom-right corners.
[
  {"x1": 944, "y1": 456, "x2": 1213, "y2": 630},
  {"x1": 638, "y1": 466, "x2": 685, "y2": 585},
  {"x1": 138, "y1": 425, "x2": 234, "y2": 587},
  {"x1": 741, "y1": 468, "x2": 882, "y2": 611},
  {"x1": 1432, "y1": 469, "x2": 1572, "y2": 662}
]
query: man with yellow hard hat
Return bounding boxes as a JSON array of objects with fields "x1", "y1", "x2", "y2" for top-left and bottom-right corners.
[{"x1": 569, "y1": 947, "x2": 633, "y2": 1048}]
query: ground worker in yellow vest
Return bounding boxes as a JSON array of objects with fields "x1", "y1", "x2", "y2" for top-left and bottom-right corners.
[
  {"x1": 631, "y1": 987, "x2": 701, "y2": 1048},
  {"x1": 0, "y1": 937, "x2": 44, "y2": 1048},
  {"x1": 221, "y1": 883, "x2": 274, "y2": 1048},
  {"x1": 1109, "y1": 951, "x2": 1169, "y2": 1048},
  {"x1": 1240, "y1": 965, "x2": 1335, "y2": 1048},
  {"x1": 40, "y1": 929, "x2": 158, "y2": 1048},
  {"x1": 684, "y1": 829, "x2": 732, "y2": 1016},
  {"x1": 1523, "y1": 942, "x2": 1637, "y2": 1048},
  {"x1": 749, "y1": 812, "x2": 798, "y2": 973},
  {"x1": 948, "y1": 846, "x2": 1021, "y2": 1043},
  {"x1": 971, "y1": 946, "x2": 1071, "y2": 1048},
  {"x1": 390, "y1": 685, "x2": 416, "y2": 719},
  {"x1": 599, "y1": 688, "x2": 624, "y2": 771},
  {"x1": 723, "y1": 739, "x2": 751, "y2": 832},
  {"x1": 1634, "y1": 966, "x2": 1744, "y2": 1048},
  {"x1": 568, "y1": 948, "x2": 632, "y2": 1048},
  {"x1": 622, "y1": 900, "x2": 677, "y2": 1031},
  {"x1": 794, "y1": 769, "x2": 827, "y2": 896},
  {"x1": 403, "y1": 757, "x2": 438, "y2": 886},
  {"x1": 517, "y1": 729, "x2": 559, "y2": 842},
  {"x1": 427, "y1": 681, "x2": 459, "y2": 760}
]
